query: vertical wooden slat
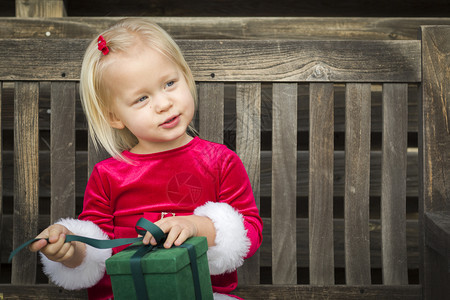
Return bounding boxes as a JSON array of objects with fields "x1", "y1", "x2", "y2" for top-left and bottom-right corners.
[
  {"x1": 236, "y1": 83, "x2": 261, "y2": 284},
  {"x1": 50, "y1": 82, "x2": 76, "y2": 222},
  {"x1": 344, "y1": 83, "x2": 371, "y2": 285},
  {"x1": 87, "y1": 137, "x2": 110, "y2": 177},
  {"x1": 420, "y1": 25, "x2": 450, "y2": 300},
  {"x1": 12, "y1": 82, "x2": 39, "y2": 284},
  {"x1": 309, "y1": 83, "x2": 334, "y2": 285},
  {"x1": 272, "y1": 83, "x2": 297, "y2": 284},
  {"x1": 198, "y1": 82, "x2": 224, "y2": 143},
  {"x1": 15, "y1": 0, "x2": 66, "y2": 17},
  {"x1": 381, "y1": 83, "x2": 408, "y2": 285},
  {"x1": 0, "y1": 82, "x2": 3, "y2": 276}
]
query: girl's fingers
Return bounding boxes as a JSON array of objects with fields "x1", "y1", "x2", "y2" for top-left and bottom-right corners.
[
  {"x1": 142, "y1": 232, "x2": 153, "y2": 245},
  {"x1": 173, "y1": 229, "x2": 191, "y2": 247},
  {"x1": 51, "y1": 240, "x2": 73, "y2": 261},
  {"x1": 53, "y1": 243, "x2": 75, "y2": 262},
  {"x1": 163, "y1": 225, "x2": 182, "y2": 248},
  {"x1": 42, "y1": 234, "x2": 66, "y2": 256},
  {"x1": 29, "y1": 238, "x2": 48, "y2": 252}
]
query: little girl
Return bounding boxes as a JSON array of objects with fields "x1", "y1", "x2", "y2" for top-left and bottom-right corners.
[{"x1": 30, "y1": 18, "x2": 262, "y2": 300}]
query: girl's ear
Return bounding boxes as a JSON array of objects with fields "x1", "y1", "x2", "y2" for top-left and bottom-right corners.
[{"x1": 108, "y1": 111, "x2": 125, "y2": 129}]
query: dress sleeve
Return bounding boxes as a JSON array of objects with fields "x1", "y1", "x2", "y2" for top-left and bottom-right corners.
[
  {"x1": 78, "y1": 165, "x2": 115, "y2": 238},
  {"x1": 39, "y1": 165, "x2": 114, "y2": 290},
  {"x1": 194, "y1": 151, "x2": 263, "y2": 275}
]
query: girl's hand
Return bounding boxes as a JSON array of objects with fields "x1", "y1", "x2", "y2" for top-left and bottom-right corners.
[
  {"x1": 29, "y1": 224, "x2": 86, "y2": 268},
  {"x1": 142, "y1": 215, "x2": 215, "y2": 248}
]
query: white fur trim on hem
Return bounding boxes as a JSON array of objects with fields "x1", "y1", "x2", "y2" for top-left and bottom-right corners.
[
  {"x1": 214, "y1": 293, "x2": 237, "y2": 300},
  {"x1": 39, "y1": 218, "x2": 112, "y2": 290},
  {"x1": 194, "y1": 202, "x2": 250, "y2": 275}
]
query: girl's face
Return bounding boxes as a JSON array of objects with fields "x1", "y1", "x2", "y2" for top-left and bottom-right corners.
[{"x1": 103, "y1": 43, "x2": 195, "y2": 154}]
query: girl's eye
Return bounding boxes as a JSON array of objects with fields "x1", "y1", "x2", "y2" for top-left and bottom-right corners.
[
  {"x1": 166, "y1": 81, "x2": 175, "y2": 88},
  {"x1": 137, "y1": 96, "x2": 148, "y2": 103}
]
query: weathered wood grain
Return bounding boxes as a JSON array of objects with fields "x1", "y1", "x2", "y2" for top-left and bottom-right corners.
[
  {"x1": 15, "y1": 0, "x2": 66, "y2": 18},
  {"x1": 234, "y1": 284, "x2": 421, "y2": 299},
  {"x1": 0, "y1": 82, "x2": 2, "y2": 277},
  {"x1": 0, "y1": 83, "x2": 421, "y2": 133},
  {"x1": 0, "y1": 284, "x2": 87, "y2": 299},
  {"x1": 420, "y1": 25, "x2": 450, "y2": 300},
  {"x1": 0, "y1": 283, "x2": 422, "y2": 300},
  {"x1": 198, "y1": 82, "x2": 224, "y2": 143},
  {"x1": 309, "y1": 83, "x2": 334, "y2": 285},
  {"x1": 420, "y1": 26, "x2": 450, "y2": 215},
  {"x1": 236, "y1": 83, "x2": 261, "y2": 284},
  {"x1": 1, "y1": 17, "x2": 450, "y2": 40},
  {"x1": 344, "y1": 83, "x2": 372, "y2": 285},
  {"x1": 12, "y1": 82, "x2": 39, "y2": 284},
  {"x1": 0, "y1": 39, "x2": 421, "y2": 82},
  {"x1": 424, "y1": 211, "x2": 450, "y2": 261},
  {"x1": 87, "y1": 136, "x2": 110, "y2": 177},
  {"x1": 381, "y1": 83, "x2": 409, "y2": 285},
  {"x1": 50, "y1": 82, "x2": 76, "y2": 222},
  {"x1": 271, "y1": 83, "x2": 297, "y2": 284}
]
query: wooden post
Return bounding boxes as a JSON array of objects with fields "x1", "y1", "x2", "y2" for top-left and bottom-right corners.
[
  {"x1": 16, "y1": 0, "x2": 66, "y2": 17},
  {"x1": 420, "y1": 25, "x2": 450, "y2": 300}
]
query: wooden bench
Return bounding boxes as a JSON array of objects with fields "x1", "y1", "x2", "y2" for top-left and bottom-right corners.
[{"x1": 0, "y1": 21, "x2": 449, "y2": 299}]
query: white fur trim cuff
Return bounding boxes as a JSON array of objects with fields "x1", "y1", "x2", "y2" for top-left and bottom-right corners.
[
  {"x1": 40, "y1": 218, "x2": 112, "y2": 290},
  {"x1": 194, "y1": 202, "x2": 250, "y2": 275}
]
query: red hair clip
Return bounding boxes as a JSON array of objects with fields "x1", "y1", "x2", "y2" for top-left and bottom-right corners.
[{"x1": 97, "y1": 35, "x2": 109, "y2": 55}]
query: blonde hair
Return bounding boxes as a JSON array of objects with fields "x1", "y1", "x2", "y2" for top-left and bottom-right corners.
[{"x1": 80, "y1": 18, "x2": 197, "y2": 160}]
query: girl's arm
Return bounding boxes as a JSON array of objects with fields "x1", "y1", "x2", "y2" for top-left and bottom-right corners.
[
  {"x1": 194, "y1": 149, "x2": 263, "y2": 275},
  {"x1": 37, "y1": 165, "x2": 113, "y2": 290}
]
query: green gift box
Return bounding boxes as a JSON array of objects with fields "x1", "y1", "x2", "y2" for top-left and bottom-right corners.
[{"x1": 106, "y1": 237, "x2": 213, "y2": 300}]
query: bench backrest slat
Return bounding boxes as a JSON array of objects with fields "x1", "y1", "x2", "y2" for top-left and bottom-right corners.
[
  {"x1": 271, "y1": 83, "x2": 298, "y2": 284},
  {"x1": 12, "y1": 81, "x2": 39, "y2": 284},
  {"x1": 309, "y1": 83, "x2": 335, "y2": 285},
  {"x1": 50, "y1": 81, "x2": 76, "y2": 223},
  {"x1": 381, "y1": 83, "x2": 409, "y2": 285},
  {"x1": 198, "y1": 82, "x2": 225, "y2": 144},
  {"x1": 344, "y1": 83, "x2": 372, "y2": 285},
  {"x1": 236, "y1": 82, "x2": 262, "y2": 284}
]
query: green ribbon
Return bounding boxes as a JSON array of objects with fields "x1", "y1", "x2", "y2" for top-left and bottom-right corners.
[{"x1": 9, "y1": 218, "x2": 202, "y2": 300}]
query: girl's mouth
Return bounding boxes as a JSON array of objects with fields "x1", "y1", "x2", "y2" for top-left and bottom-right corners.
[{"x1": 160, "y1": 115, "x2": 180, "y2": 128}]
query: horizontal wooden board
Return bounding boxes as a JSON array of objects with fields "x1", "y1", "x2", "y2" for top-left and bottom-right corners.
[
  {"x1": 0, "y1": 149, "x2": 419, "y2": 198},
  {"x1": 1, "y1": 17, "x2": 450, "y2": 40},
  {"x1": 0, "y1": 215, "x2": 420, "y2": 269},
  {"x1": 234, "y1": 285, "x2": 421, "y2": 299},
  {"x1": 0, "y1": 284, "x2": 87, "y2": 299},
  {"x1": 0, "y1": 284, "x2": 421, "y2": 299},
  {"x1": 0, "y1": 82, "x2": 421, "y2": 133},
  {"x1": 0, "y1": 39, "x2": 421, "y2": 82}
]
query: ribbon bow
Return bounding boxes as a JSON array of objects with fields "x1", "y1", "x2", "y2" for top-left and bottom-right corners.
[
  {"x1": 97, "y1": 35, "x2": 109, "y2": 55},
  {"x1": 9, "y1": 218, "x2": 203, "y2": 300}
]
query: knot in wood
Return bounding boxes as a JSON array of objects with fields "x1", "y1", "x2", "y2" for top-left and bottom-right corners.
[
  {"x1": 313, "y1": 65, "x2": 326, "y2": 78},
  {"x1": 308, "y1": 63, "x2": 331, "y2": 81}
]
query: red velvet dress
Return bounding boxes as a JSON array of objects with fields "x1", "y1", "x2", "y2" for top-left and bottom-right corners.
[{"x1": 78, "y1": 137, "x2": 263, "y2": 299}]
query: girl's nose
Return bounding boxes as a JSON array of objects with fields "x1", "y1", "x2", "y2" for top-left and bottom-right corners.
[{"x1": 154, "y1": 94, "x2": 173, "y2": 113}]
